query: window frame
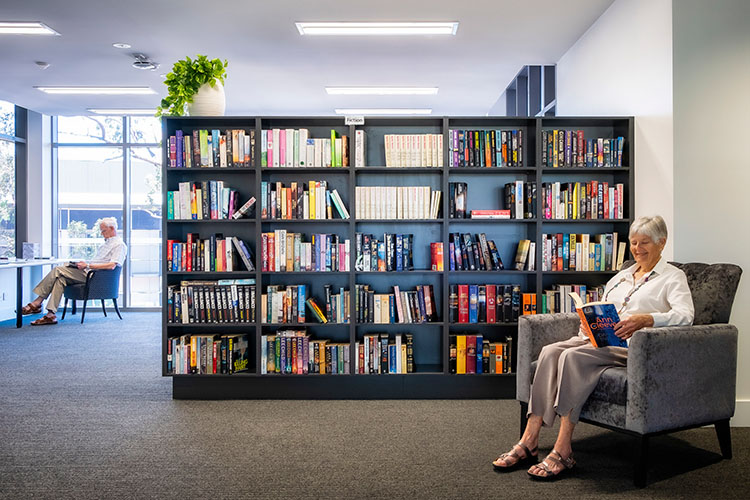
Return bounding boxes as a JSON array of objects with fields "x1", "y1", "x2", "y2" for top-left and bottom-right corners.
[{"x1": 0, "y1": 103, "x2": 26, "y2": 259}]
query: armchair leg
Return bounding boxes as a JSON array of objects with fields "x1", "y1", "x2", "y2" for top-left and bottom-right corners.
[
  {"x1": 80, "y1": 300, "x2": 87, "y2": 324},
  {"x1": 113, "y1": 299, "x2": 122, "y2": 320},
  {"x1": 519, "y1": 401, "x2": 529, "y2": 439},
  {"x1": 101, "y1": 300, "x2": 107, "y2": 317},
  {"x1": 62, "y1": 299, "x2": 68, "y2": 320},
  {"x1": 72, "y1": 301, "x2": 77, "y2": 315},
  {"x1": 634, "y1": 435, "x2": 649, "y2": 488},
  {"x1": 715, "y1": 419, "x2": 732, "y2": 459}
]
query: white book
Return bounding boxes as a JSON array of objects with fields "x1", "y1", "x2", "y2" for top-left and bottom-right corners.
[
  {"x1": 299, "y1": 129, "x2": 308, "y2": 167},
  {"x1": 395, "y1": 334, "x2": 402, "y2": 373},
  {"x1": 178, "y1": 181, "x2": 191, "y2": 219},
  {"x1": 219, "y1": 136, "x2": 227, "y2": 167},
  {"x1": 303, "y1": 192, "x2": 309, "y2": 219},
  {"x1": 272, "y1": 128, "x2": 280, "y2": 167},
  {"x1": 355, "y1": 130, "x2": 366, "y2": 167},
  {"x1": 374, "y1": 296, "x2": 382, "y2": 324},
  {"x1": 515, "y1": 180, "x2": 524, "y2": 219},
  {"x1": 284, "y1": 129, "x2": 294, "y2": 168},
  {"x1": 324, "y1": 139, "x2": 332, "y2": 167},
  {"x1": 225, "y1": 237, "x2": 233, "y2": 272}
]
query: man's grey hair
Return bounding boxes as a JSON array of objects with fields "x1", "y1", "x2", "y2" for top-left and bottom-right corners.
[
  {"x1": 629, "y1": 215, "x2": 667, "y2": 243},
  {"x1": 100, "y1": 217, "x2": 118, "y2": 231}
]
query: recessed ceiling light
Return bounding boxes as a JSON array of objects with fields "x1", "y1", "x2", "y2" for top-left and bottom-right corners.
[
  {"x1": 112, "y1": 42, "x2": 131, "y2": 49},
  {"x1": 296, "y1": 22, "x2": 458, "y2": 36},
  {"x1": 326, "y1": 87, "x2": 438, "y2": 95},
  {"x1": 88, "y1": 108, "x2": 156, "y2": 115},
  {"x1": 0, "y1": 22, "x2": 59, "y2": 35},
  {"x1": 35, "y1": 86, "x2": 156, "y2": 95},
  {"x1": 335, "y1": 108, "x2": 432, "y2": 115}
]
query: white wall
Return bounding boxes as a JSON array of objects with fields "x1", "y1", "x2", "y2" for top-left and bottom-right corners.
[
  {"x1": 556, "y1": 0, "x2": 675, "y2": 258},
  {"x1": 672, "y1": 0, "x2": 750, "y2": 426}
]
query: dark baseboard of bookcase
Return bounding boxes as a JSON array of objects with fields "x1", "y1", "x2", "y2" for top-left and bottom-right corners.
[{"x1": 172, "y1": 373, "x2": 516, "y2": 399}]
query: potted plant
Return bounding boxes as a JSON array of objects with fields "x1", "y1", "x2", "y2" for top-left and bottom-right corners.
[{"x1": 156, "y1": 55, "x2": 228, "y2": 116}]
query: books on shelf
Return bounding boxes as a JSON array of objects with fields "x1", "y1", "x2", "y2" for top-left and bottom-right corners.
[
  {"x1": 448, "y1": 182, "x2": 468, "y2": 219},
  {"x1": 262, "y1": 285, "x2": 350, "y2": 324},
  {"x1": 167, "y1": 279, "x2": 256, "y2": 324},
  {"x1": 355, "y1": 333, "x2": 414, "y2": 374},
  {"x1": 383, "y1": 134, "x2": 443, "y2": 168},
  {"x1": 167, "y1": 334, "x2": 250, "y2": 374},
  {"x1": 470, "y1": 210, "x2": 511, "y2": 220},
  {"x1": 354, "y1": 284, "x2": 438, "y2": 324},
  {"x1": 503, "y1": 181, "x2": 536, "y2": 220},
  {"x1": 261, "y1": 331, "x2": 350, "y2": 374},
  {"x1": 542, "y1": 130, "x2": 624, "y2": 168},
  {"x1": 168, "y1": 129, "x2": 254, "y2": 168},
  {"x1": 569, "y1": 291, "x2": 626, "y2": 348},
  {"x1": 260, "y1": 181, "x2": 350, "y2": 219},
  {"x1": 542, "y1": 181, "x2": 624, "y2": 220},
  {"x1": 449, "y1": 334, "x2": 513, "y2": 374},
  {"x1": 513, "y1": 239, "x2": 535, "y2": 271},
  {"x1": 541, "y1": 232, "x2": 626, "y2": 272},
  {"x1": 261, "y1": 231, "x2": 350, "y2": 272},
  {"x1": 167, "y1": 181, "x2": 251, "y2": 220},
  {"x1": 448, "y1": 233, "x2": 505, "y2": 271},
  {"x1": 260, "y1": 128, "x2": 349, "y2": 168},
  {"x1": 355, "y1": 233, "x2": 414, "y2": 272},
  {"x1": 449, "y1": 284, "x2": 522, "y2": 323},
  {"x1": 449, "y1": 129, "x2": 524, "y2": 168},
  {"x1": 167, "y1": 234, "x2": 255, "y2": 272},
  {"x1": 355, "y1": 186, "x2": 441, "y2": 220},
  {"x1": 540, "y1": 284, "x2": 605, "y2": 314}
]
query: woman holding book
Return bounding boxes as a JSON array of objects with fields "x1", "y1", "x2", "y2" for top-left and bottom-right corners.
[{"x1": 492, "y1": 215, "x2": 694, "y2": 480}]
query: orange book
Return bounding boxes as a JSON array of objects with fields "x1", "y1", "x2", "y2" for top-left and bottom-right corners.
[
  {"x1": 456, "y1": 335, "x2": 466, "y2": 374},
  {"x1": 286, "y1": 187, "x2": 292, "y2": 220}
]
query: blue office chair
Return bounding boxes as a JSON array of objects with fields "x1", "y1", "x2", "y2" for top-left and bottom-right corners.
[{"x1": 61, "y1": 265, "x2": 123, "y2": 323}]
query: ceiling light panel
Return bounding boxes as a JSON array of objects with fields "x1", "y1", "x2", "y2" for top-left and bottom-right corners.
[
  {"x1": 0, "y1": 22, "x2": 59, "y2": 35},
  {"x1": 335, "y1": 108, "x2": 432, "y2": 115},
  {"x1": 35, "y1": 86, "x2": 156, "y2": 95},
  {"x1": 296, "y1": 22, "x2": 458, "y2": 36},
  {"x1": 326, "y1": 87, "x2": 438, "y2": 95}
]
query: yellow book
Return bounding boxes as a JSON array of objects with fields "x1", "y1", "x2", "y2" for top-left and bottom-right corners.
[
  {"x1": 573, "y1": 183, "x2": 579, "y2": 219},
  {"x1": 190, "y1": 336, "x2": 197, "y2": 372},
  {"x1": 553, "y1": 130, "x2": 559, "y2": 168},
  {"x1": 457, "y1": 335, "x2": 467, "y2": 374},
  {"x1": 309, "y1": 181, "x2": 316, "y2": 219}
]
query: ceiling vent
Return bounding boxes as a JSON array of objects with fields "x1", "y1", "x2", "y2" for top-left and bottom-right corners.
[{"x1": 131, "y1": 53, "x2": 159, "y2": 71}]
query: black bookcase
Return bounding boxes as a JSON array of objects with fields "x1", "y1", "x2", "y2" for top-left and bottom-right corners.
[{"x1": 162, "y1": 116, "x2": 634, "y2": 399}]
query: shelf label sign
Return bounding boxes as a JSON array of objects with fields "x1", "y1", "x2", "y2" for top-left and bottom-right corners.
[{"x1": 344, "y1": 116, "x2": 365, "y2": 126}]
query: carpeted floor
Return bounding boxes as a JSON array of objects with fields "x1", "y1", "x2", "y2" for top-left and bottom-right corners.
[{"x1": 0, "y1": 312, "x2": 747, "y2": 499}]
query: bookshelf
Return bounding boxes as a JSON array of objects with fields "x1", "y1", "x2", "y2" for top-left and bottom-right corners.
[{"x1": 162, "y1": 115, "x2": 634, "y2": 399}]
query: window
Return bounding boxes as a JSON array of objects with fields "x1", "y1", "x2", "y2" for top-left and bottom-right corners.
[
  {"x1": 0, "y1": 101, "x2": 16, "y2": 258},
  {"x1": 54, "y1": 115, "x2": 162, "y2": 307}
]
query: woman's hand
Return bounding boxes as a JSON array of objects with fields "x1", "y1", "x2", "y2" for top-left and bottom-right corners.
[{"x1": 614, "y1": 314, "x2": 654, "y2": 340}]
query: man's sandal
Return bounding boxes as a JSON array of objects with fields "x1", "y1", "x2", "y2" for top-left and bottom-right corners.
[
  {"x1": 527, "y1": 449, "x2": 576, "y2": 481},
  {"x1": 21, "y1": 303, "x2": 42, "y2": 315},
  {"x1": 492, "y1": 442, "x2": 538, "y2": 471},
  {"x1": 30, "y1": 316, "x2": 57, "y2": 326}
]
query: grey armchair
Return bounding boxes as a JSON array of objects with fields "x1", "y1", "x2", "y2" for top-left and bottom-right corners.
[{"x1": 516, "y1": 262, "x2": 742, "y2": 487}]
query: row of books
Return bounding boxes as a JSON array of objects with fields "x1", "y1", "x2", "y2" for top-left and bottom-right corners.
[
  {"x1": 261, "y1": 231, "x2": 350, "y2": 272},
  {"x1": 356, "y1": 334, "x2": 414, "y2": 374},
  {"x1": 354, "y1": 233, "x2": 415, "y2": 272},
  {"x1": 514, "y1": 239, "x2": 536, "y2": 271},
  {"x1": 260, "y1": 180, "x2": 350, "y2": 220},
  {"x1": 448, "y1": 129, "x2": 524, "y2": 168},
  {"x1": 261, "y1": 285, "x2": 349, "y2": 324},
  {"x1": 541, "y1": 181, "x2": 624, "y2": 220},
  {"x1": 448, "y1": 233, "x2": 505, "y2": 271},
  {"x1": 260, "y1": 129, "x2": 348, "y2": 168},
  {"x1": 382, "y1": 134, "x2": 444, "y2": 168},
  {"x1": 503, "y1": 181, "x2": 537, "y2": 220},
  {"x1": 261, "y1": 331, "x2": 350, "y2": 374},
  {"x1": 449, "y1": 284, "x2": 522, "y2": 323},
  {"x1": 355, "y1": 284, "x2": 439, "y2": 324},
  {"x1": 542, "y1": 130, "x2": 624, "y2": 168},
  {"x1": 166, "y1": 280, "x2": 256, "y2": 324},
  {"x1": 167, "y1": 334, "x2": 250, "y2": 374},
  {"x1": 167, "y1": 181, "x2": 254, "y2": 221},
  {"x1": 168, "y1": 129, "x2": 255, "y2": 169},
  {"x1": 450, "y1": 335, "x2": 513, "y2": 374},
  {"x1": 541, "y1": 232, "x2": 626, "y2": 272},
  {"x1": 167, "y1": 234, "x2": 255, "y2": 272},
  {"x1": 541, "y1": 284, "x2": 605, "y2": 314},
  {"x1": 448, "y1": 182, "x2": 468, "y2": 218},
  {"x1": 355, "y1": 186, "x2": 441, "y2": 220}
]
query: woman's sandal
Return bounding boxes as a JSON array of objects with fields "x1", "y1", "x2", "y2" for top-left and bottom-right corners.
[
  {"x1": 527, "y1": 449, "x2": 576, "y2": 481},
  {"x1": 21, "y1": 303, "x2": 42, "y2": 315},
  {"x1": 492, "y1": 442, "x2": 538, "y2": 471},
  {"x1": 30, "y1": 315, "x2": 57, "y2": 326}
]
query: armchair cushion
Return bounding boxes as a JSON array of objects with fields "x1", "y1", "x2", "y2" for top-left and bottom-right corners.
[
  {"x1": 63, "y1": 266, "x2": 122, "y2": 301},
  {"x1": 529, "y1": 360, "x2": 628, "y2": 406}
]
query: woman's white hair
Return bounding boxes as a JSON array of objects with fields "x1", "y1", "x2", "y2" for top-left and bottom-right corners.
[
  {"x1": 100, "y1": 217, "x2": 118, "y2": 231},
  {"x1": 629, "y1": 215, "x2": 667, "y2": 243}
]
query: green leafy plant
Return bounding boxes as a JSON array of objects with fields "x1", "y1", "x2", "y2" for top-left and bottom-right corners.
[{"x1": 156, "y1": 55, "x2": 228, "y2": 117}]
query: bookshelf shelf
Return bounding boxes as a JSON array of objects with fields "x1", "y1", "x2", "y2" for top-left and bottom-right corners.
[{"x1": 163, "y1": 115, "x2": 634, "y2": 399}]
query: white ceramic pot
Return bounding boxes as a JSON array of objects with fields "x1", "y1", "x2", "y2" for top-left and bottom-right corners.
[{"x1": 187, "y1": 81, "x2": 226, "y2": 116}]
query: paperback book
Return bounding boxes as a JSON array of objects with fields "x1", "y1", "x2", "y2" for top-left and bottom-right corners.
[{"x1": 569, "y1": 292, "x2": 626, "y2": 348}]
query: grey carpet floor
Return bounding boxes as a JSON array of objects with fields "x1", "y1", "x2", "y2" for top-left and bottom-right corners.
[{"x1": 0, "y1": 312, "x2": 747, "y2": 499}]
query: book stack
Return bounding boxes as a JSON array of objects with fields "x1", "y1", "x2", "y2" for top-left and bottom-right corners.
[
  {"x1": 383, "y1": 133, "x2": 443, "y2": 167},
  {"x1": 167, "y1": 234, "x2": 254, "y2": 272},
  {"x1": 541, "y1": 284, "x2": 605, "y2": 314},
  {"x1": 355, "y1": 284, "x2": 438, "y2": 324},
  {"x1": 167, "y1": 334, "x2": 250, "y2": 374},
  {"x1": 448, "y1": 284, "x2": 522, "y2": 323},
  {"x1": 541, "y1": 232, "x2": 626, "y2": 272},
  {"x1": 168, "y1": 129, "x2": 254, "y2": 168},
  {"x1": 167, "y1": 181, "x2": 254, "y2": 220},
  {"x1": 541, "y1": 181, "x2": 624, "y2": 220},
  {"x1": 449, "y1": 334, "x2": 513, "y2": 374},
  {"x1": 260, "y1": 181, "x2": 349, "y2": 220},
  {"x1": 261, "y1": 231, "x2": 350, "y2": 272},
  {"x1": 355, "y1": 186, "x2": 441, "y2": 220},
  {"x1": 321, "y1": 285, "x2": 350, "y2": 324},
  {"x1": 167, "y1": 279, "x2": 256, "y2": 324},
  {"x1": 503, "y1": 181, "x2": 537, "y2": 219},
  {"x1": 261, "y1": 331, "x2": 350, "y2": 374},
  {"x1": 448, "y1": 129, "x2": 524, "y2": 167},
  {"x1": 448, "y1": 233, "x2": 505, "y2": 271},
  {"x1": 355, "y1": 333, "x2": 414, "y2": 374},
  {"x1": 260, "y1": 128, "x2": 349, "y2": 168},
  {"x1": 541, "y1": 130, "x2": 625, "y2": 168},
  {"x1": 448, "y1": 182, "x2": 468, "y2": 218},
  {"x1": 355, "y1": 233, "x2": 414, "y2": 272}
]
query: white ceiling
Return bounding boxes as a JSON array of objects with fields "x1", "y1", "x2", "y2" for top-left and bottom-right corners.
[{"x1": 0, "y1": 0, "x2": 614, "y2": 116}]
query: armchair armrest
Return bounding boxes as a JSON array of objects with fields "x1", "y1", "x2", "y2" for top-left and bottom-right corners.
[
  {"x1": 626, "y1": 324, "x2": 738, "y2": 434},
  {"x1": 516, "y1": 313, "x2": 581, "y2": 402},
  {"x1": 83, "y1": 265, "x2": 122, "y2": 300}
]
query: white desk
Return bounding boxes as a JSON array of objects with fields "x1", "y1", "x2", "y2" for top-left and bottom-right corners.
[{"x1": 0, "y1": 259, "x2": 67, "y2": 327}]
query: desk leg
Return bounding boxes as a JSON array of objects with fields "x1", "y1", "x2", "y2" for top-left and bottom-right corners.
[{"x1": 16, "y1": 267, "x2": 23, "y2": 328}]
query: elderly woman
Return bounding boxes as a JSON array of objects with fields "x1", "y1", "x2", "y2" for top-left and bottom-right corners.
[{"x1": 492, "y1": 215, "x2": 694, "y2": 480}]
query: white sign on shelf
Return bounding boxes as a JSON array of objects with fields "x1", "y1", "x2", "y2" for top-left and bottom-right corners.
[{"x1": 344, "y1": 116, "x2": 365, "y2": 126}]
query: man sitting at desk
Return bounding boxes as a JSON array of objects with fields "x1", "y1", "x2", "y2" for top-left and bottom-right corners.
[{"x1": 21, "y1": 217, "x2": 127, "y2": 326}]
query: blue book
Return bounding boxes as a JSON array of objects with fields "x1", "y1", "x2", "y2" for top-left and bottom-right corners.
[
  {"x1": 562, "y1": 233, "x2": 570, "y2": 270},
  {"x1": 297, "y1": 285, "x2": 306, "y2": 323},
  {"x1": 570, "y1": 292, "x2": 626, "y2": 348},
  {"x1": 396, "y1": 234, "x2": 403, "y2": 271},
  {"x1": 389, "y1": 295, "x2": 396, "y2": 323},
  {"x1": 469, "y1": 284, "x2": 478, "y2": 323},
  {"x1": 476, "y1": 334, "x2": 483, "y2": 374},
  {"x1": 176, "y1": 130, "x2": 183, "y2": 168},
  {"x1": 389, "y1": 343, "x2": 397, "y2": 373},
  {"x1": 594, "y1": 244, "x2": 602, "y2": 271}
]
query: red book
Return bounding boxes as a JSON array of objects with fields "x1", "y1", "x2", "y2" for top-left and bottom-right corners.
[
  {"x1": 167, "y1": 239, "x2": 175, "y2": 270},
  {"x1": 486, "y1": 285, "x2": 496, "y2": 323},
  {"x1": 458, "y1": 285, "x2": 469, "y2": 323},
  {"x1": 268, "y1": 233, "x2": 275, "y2": 272},
  {"x1": 466, "y1": 335, "x2": 476, "y2": 374},
  {"x1": 261, "y1": 233, "x2": 268, "y2": 272},
  {"x1": 430, "y1": 242, "x2": 444, "y2": 271},
  {"x1": 556, "y1": 233, "x2": 563, "y2": 271},
  {"x1": 602, "y1": 182, "x2": 609, "y2": 219}
]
